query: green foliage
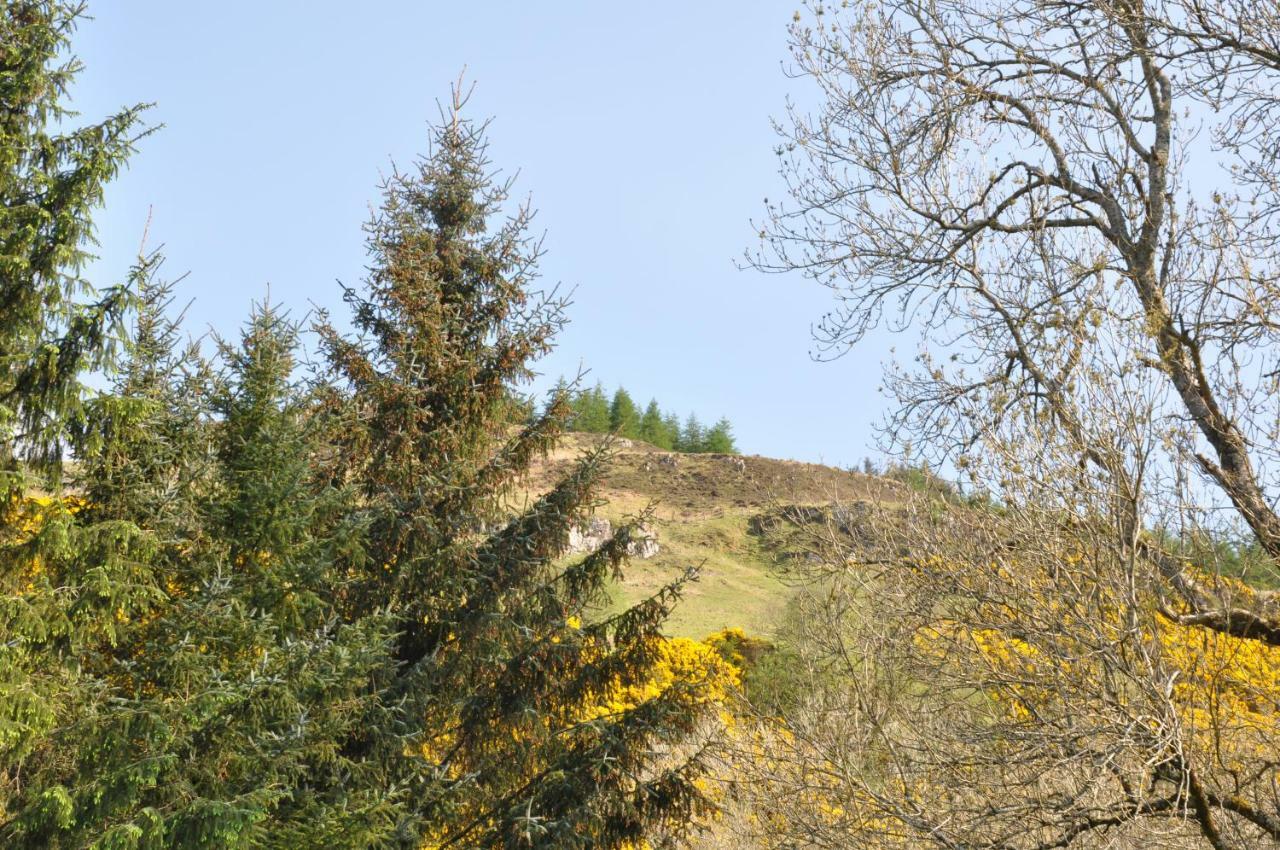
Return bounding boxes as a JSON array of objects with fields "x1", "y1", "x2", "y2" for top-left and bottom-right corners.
[
  {"x1": 702, "y1": 417, "x2": 737, "y2": 454},
  {"x1": 640, "y1": 399, "x2": 673, "y2": 449},
  {"x1": 678, "y1": 414, "x2": 703, "y2": 453},
  {"x1": 662, "y1": 411, "x2": 682, "y2": 448},
  {"x1": 567, "y1": 387, "x2": 738, "y2": 454},
  {"x1": 705, "y1": 628, "x2": 804, "y2": 716},
  {"x1": 0, "y1": 1, "x2": 149, "y2": 484},
  {"x1": 1, "y1": 16, "x2": 718, "y2": 849},
  {"x1": 313, "y1": 97, "x2": 713, "y2": 847},
  {"x1": 570, "y1": 382, "x2": 610, "y2": 432},
  {"x1": 2, "y1": 260, "x2": 395, "y2": 848},
  {"x1": 609, "y1": 387, "x2": 641, "y2": 438}
]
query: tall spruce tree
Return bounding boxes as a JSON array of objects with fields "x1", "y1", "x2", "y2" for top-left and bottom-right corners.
[
  {"x1": 702, "y1": 417, "x2": 737, "y2": 455},
  {"x1": 3, "y1": 272, "x2": 397, "y2": 847},
  {"x1": 679, "y1": 413, "x2": 704, "y2": 453},
  {"x1": 608, "y1": 386, "x2": 641, "y2": 438},
  {"x1": 0, "y1": 256, "x2": 182, "y2": 848},
  {"x1": 0, "y1": 1, "x2": 148, "y2": 485},
  {"x1": 639, "y1": 399, "x2": 672, "y2": 449},
  {"x1": 318, "y1": 92, "x2": 713, "y2": 848},
  {"x1": 662, "y1": 411, "x2": 682, "y2": 451},
  {"x1": 0, "y1": 6, "x2": 156, "y2": 841},
  {"x1": 570, "y1": 381, "x2": 610, "y2": 433},
  {"x1": 1, "y1": 11, "x2": 722, "y2": 844}
]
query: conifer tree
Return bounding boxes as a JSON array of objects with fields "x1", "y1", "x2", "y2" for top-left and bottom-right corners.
[
  {"x1": 0, "y1": 256, "x2": 186, "y2": 848},
  {"x1": 3, "y1": 275, "x2": 396, "y2": 847},
  {"x1": 571, "y1": 381, "x2": 610, "y2": 433},
  {"x1": 679, "y1": 413, "x2": 704, "y2": 453},
  {"x1": 639, "y1": 398, "x2": 672, "y2": 449},
  {"x1": 0, "y1": 6, "x2": 158, "y2": 839},
  {"x1": 662, "y1": 411, "x2": 682, "y2": 451},
  {"x1": 608, "y1": 386, "x2": 641, "y2": 438},
  {"x1": 0, "y1": 1, "x2": 149, "y2": 485},
  {"x1": 703, "y1": 416, "x2": 738, "y2": 454},
  {"x1": 1, "y1": 13, "x2": 721, "y2": 848},
  {"x1": 318, "y1": 91, "x2": 713, "y2": 848}
]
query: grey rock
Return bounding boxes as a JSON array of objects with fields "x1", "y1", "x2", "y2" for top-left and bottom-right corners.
[
  {"x1": 627, "y1": 524, "x2": 660, "y2": 559},
  {"x1": 566, "y1": 516, "x2": 612, "y2": 553}
]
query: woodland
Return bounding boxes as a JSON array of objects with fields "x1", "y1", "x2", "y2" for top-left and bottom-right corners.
[{"x1": 6, "y1": 2, "x2": 1280, "y2": 848}]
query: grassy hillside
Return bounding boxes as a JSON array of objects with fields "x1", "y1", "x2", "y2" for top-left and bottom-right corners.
[{"x1": 524, "y1": 433, "x2": 904, "y2": 638}]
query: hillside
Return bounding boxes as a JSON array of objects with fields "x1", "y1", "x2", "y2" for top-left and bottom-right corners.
[{"x1": 524, "y1": 432, "x2": 905, "y2": 638}]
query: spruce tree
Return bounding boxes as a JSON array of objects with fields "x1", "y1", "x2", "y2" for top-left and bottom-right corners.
[
  {"x1": 703, "y1": 416, "x2": 738, "y2": 454},
  {"x1": 0, "y1": 1, "x2": 149, "y2": 485},
  {"x1": 639, "y1": 399, "x2": 672, "y2": 449},
  {"x1": 680, "y1": 413, "x2": 704, "y2": 453},
  {"x1": 318, "y1": 93, "x2": 713, "y2": 848},
  {"x1": 3, "y1": 275, "x2": 396, "y2": 847},
  {"x1": 571, "y1": 381, "x2": 610, "y2": 433},
  {"x1": 608, "y1": 386, "x2": 641, "y2": 438},
  {"x1": 662, "y1": 411, "x2": 682, "y2": 451},
  {"x1": 1, "y1": 11, "x2": 721, "y2": 844},
  {"x1": 0, "y1": 256, "x2": 183, "y2": 848},
  {"x1": 0, "y1": 7, "x2": 157, "y2": 839}
]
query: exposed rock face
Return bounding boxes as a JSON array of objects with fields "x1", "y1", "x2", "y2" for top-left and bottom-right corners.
[
  {"x1": 567, "y1": 516, "x2": 612, "y2": 553},
  {"x1": 627, "y1": 524, "x2": 660, "y2": 559},
  {"x1": 565, "y1": 517, "x2": 660, "y2": 559},
  {"x1": 747, "y1": 501, "x2": 872, "y2": 538}
]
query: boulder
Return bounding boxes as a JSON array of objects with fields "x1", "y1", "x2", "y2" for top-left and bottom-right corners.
[
  {"x1": 627, "y1": 524, "x2": 660, "y2": 559},
  {"x1": 566, "y1": 516, "x2": 612, "y2": 553},
  {"x1": 565, "y1": 517, "x2": 660, "y2": 559}
]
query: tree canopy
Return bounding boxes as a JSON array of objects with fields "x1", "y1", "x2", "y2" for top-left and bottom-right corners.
[
  {"x1": 0, "y1": 15, "x2": 731, "y2": 847},
  {"x1": 566, "y1": 384, "x2": 737, "y2": 454}
]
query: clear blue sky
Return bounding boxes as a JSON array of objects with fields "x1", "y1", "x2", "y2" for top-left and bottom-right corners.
[{"x1": 72, "y1": 2, "x2": 892, "y2": 467}]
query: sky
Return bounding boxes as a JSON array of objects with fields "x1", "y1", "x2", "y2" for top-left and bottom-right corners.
[{"x1": 71, "y1": 2, "x2": 894, "y2": 468}]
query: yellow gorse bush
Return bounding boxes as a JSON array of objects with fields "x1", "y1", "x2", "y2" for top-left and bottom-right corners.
[
  {"x1": 3, "y1": 494, "x2": 83, "y2": 596},
  {"x1": 418, "y1": 627, "x2": 742, "y2": 849},
  {"x1": 924, "y1": 558, "x2": 1280, "y2": 778}
]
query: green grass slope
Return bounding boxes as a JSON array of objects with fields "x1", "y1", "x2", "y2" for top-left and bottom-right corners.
[{"x1": 525, "y1": 433, "x2": 904, "y2": 638}]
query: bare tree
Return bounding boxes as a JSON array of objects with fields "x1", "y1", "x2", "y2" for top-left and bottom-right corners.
[
  {"x1": 724, "y1": 496, "x2": 1280, "y2": 848},
  {"x1": 733, "y1": 0, "x2": 1280, "y2": 846},
  {"x1": 754, "y1": 0, "x2": 1280, "y2": 645}
]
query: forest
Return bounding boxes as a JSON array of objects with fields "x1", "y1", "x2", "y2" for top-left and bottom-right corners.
[
  {"x1": 562, "y1": 384, "x2": 737, "y2": 455},
  {"x1": 6, "y1": 2, "x2": 1280, "y2": 849}
]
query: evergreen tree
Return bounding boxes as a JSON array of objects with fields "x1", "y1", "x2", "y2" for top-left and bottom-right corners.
[
  {"x1": 0, "y1": 1, "x2": 149, "y2": 485},
  {"x1": 0, "y1": 8, "x2": 160, "y2": 840},
  {"x1": 0, "y1": 256, "x2": 189, "y2": 848},
  {"x1": 679, "y1": 413, "x2": 704, "y2": 453},
  {"x1": 0, "y1": 13, "x2": 721, "y2": 846},
  {"x1": 703, "y1": 416, "x2": 738, "y2": 454},
  {"x1": 2, "y1": 279, "x2": 395, "y2": 847},
  {"x1": 318, "y1": 94, "x2": 713, "y2": 848},
  {"x1": 571, "y1": 381, "x2": 611, "y2": 433},
  {"x1": 662, "y1": 411, "x2": 682, "y2": 450},
  {"x1": 608, "y1": 386, "x2": 641, "y2": 438},
  {"x1": 639, "y1": 399, "x2": 673, "y2": 449}
]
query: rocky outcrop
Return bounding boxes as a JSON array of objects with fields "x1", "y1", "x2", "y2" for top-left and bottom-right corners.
[
  {"x1": 567, "y1": 516, "x2": 612, "y2": 552},
  {"x1": 747, "y1": 501, "x2": 871, "y2": 538},
  {"x1": 627, "y1": 525, "x2": 660, "y2": 559},
  {"x1": 565, "y1": 517, "x2": 660, "y2": 559}
]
